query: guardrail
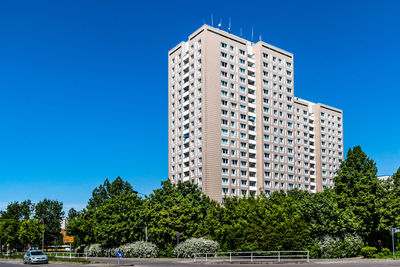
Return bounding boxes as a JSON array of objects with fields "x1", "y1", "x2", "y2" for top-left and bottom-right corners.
[
  {"x1": 9, "y1": 251, "x2": 88, "y2": 259},
  {"x1": 45, "y1": 252, "x2": 88, "y2": 259},
  {"x1": 194, "y1": 251, "x2": 309, "y2": 263}
]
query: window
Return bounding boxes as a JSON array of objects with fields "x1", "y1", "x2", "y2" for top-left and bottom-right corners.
[{"x1": 221, "y1": 42, "x2": 227, "y2": 48}]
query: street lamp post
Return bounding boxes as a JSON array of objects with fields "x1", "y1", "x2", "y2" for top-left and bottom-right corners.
[
  {"x1": 389, "y1": 227, "x2": 400, "y2": 258},
  {"x1": 41, "y1": 220, "x2": 45, "y2": 251}
]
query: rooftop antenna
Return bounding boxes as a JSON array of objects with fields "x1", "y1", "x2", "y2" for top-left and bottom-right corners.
[
  {"x1": 251, "y1": 26, "x2": 254, "y2": 42},
  {"x1": 259, "y1": 34, "x2": 262, "y2": 41},
  {"x1": 240, "y1": 27, "x2": 243, "y2": 37},
  {"x1": 228, "y1": 17, "x2": 231, "y2": 33},
  {"x1": 218, "y1": 19, "x2": 222, "y2": 30},
  {"x1": 211, "y1": 14, "x2": 214, "y2": 27}
]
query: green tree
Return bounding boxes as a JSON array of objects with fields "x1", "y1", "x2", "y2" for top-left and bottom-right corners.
[
  {"x1": 88, "y1": 177, "x2": 134, "y2": 209},
  {"x1": 93, "y1": 191, "x2": 144, "y2": 246},
  {"x1": 298, "y1": 189, "x2": 362, "y2": 238},
  {"x1": 66, "y1": 208, "x2": 95, "y2": 246},
  {"x1": 34, "y1": 199, "x2": 64, "y2": 247},
  {"x1": 0, "y1": 218, "x2": 20, "y2": 251},
  {"x1": 201, "y1": 191, "x2": 316, "y2": 253},
  {"x1": 0, "y1": 200, "x2": 34, "y2": 221},
  {"x1": 67, "y1": 177, "x2": 140, "y2": 246},
  {"x1": 144, "y1": 180, "x2": 216, "y2": 256},
  {"x1": 333, "y1": 146, "x2": 381, "y2": 244},
  {"x1": 18, "y1": 219, "x2": 44, "y2": 248},
  {"x1": 0, "y1": 201, "x2": 35, "y2": 251},
  {"x1": 67, "y1": 208, "x2": 80, "y2": 222},
  {"x1": 379, "y1": 168, "x2": 400, "y2": 232}
]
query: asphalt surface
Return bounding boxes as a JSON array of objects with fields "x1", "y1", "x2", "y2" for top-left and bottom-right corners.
[{"x1": 1, "y1": 258, "x2": 400, "y2": 267}]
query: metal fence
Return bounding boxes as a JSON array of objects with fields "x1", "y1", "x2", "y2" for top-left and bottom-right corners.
[
  {"x1": 45, "y1": 252, "x2": 88, "y2": 259},
  {"x1": 11, "y1": 251, "x2": 88, "y2": 260},
  {"x1": 194, "y1": 251, "x2": 309, "y2": 263}
]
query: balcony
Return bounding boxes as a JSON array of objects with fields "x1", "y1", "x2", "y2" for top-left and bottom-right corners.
[{"x1": 249, "y1": 186, "x2": 257, "y2": 192}]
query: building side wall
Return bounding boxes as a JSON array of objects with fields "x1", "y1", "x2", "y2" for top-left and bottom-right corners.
[{"x1": 168, "y1": 25, "x2": 343, "y2": 202}]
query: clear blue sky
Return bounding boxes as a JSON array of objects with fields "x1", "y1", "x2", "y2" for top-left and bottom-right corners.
[{"x1": 0, "y1": 0, "x2": 399, "y2": 211}]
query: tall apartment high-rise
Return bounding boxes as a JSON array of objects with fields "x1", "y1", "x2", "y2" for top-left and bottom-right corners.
[{"x1": 168, "y1": 25, "x2": 343, "y2": 202}]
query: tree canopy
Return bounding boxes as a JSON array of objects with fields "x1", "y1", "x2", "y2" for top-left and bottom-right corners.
[{"x1": 3, "y1": 146, "x2": 400, "y2": 257}]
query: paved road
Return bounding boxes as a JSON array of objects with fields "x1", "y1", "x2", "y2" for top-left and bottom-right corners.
[{"x1": 1, "y1": 258, "x2": 400, "y2": 267}]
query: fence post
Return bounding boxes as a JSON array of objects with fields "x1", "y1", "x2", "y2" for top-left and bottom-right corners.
[
  {"x1": 206, "y1": 253, "x2": 207, "y2": 262},
  {"x1": 230, "y1": 252, "x2": 232, "y2": 263},
  {"x1": 307, "y1": 251, "x2": 309, "y2": 263},
  {"x1": 251, "y1": 252, "x2": 253, "y2": 262},
  {"x1": 278, "y1": 251, "x2": 280, "y2": 263}
]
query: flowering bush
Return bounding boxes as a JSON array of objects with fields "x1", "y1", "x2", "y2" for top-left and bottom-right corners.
[
  {"x1": 318, "y1": 234, "x2": 363, "y2": 258},
  {"x1": 174, "y1": 237, "x2": 219, "y2": 258},
  {"x1": 118, "y1": 242, "x2": 158, "y2": 258},
  {"x1": 83, "y1": 242, "x2": 158, "y2": 258},
  {"x1": 84, "y1": 244, "x2": 107, "y2": 257}
]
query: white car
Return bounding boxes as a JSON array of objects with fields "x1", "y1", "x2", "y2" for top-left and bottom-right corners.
[{"x1": 23, "y1": 250, "x2": 48, "y2": 264}]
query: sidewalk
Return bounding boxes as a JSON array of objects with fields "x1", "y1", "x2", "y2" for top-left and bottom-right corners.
[{"x1": 312, "y1": 257, "x2": 400, "y2": 264}]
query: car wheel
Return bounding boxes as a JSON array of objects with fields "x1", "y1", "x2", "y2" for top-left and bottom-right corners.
[{"x1": 28, "y1": 259, "x2": 31, "y2": 264}]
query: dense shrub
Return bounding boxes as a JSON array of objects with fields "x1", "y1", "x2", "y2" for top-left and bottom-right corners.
[
  {"x1": 85, "y1": 244, "x2": 106, "y2": 257},
  {"x1": 376, "y1": 248, "x2": 391, "y2": 258},
  {"x1": 75, "y1": 244, "x2": 86, "y2": 254},
  {"x1": 309, "y1": 243, "x2": 322, "y2": 259},
  {"x1": 318, "y1": 234, "x2": 363, "y2": 258},
  {"x1": 342, "y1": 234, "x2": 364, "y2": 257},
  {"x1": 118, "y1": 242, "x2": 158, "y2": 258},
  {"x1": 84, "y1": 244, "x2": 117, "y2": 257},
  {"x1": 382, "y1": 248, "x2": 391, "y2": 256},
  {"x1": 361, "y1": 246, "x2": 377, "y2": 258},
  {"x1": 174, "y1": 238, "x2": 219, "y2": 258}
]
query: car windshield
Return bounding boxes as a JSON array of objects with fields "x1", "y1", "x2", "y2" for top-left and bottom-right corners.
[{"x1": 31, "y1": 252, "x2": 44, "y2": 255}]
